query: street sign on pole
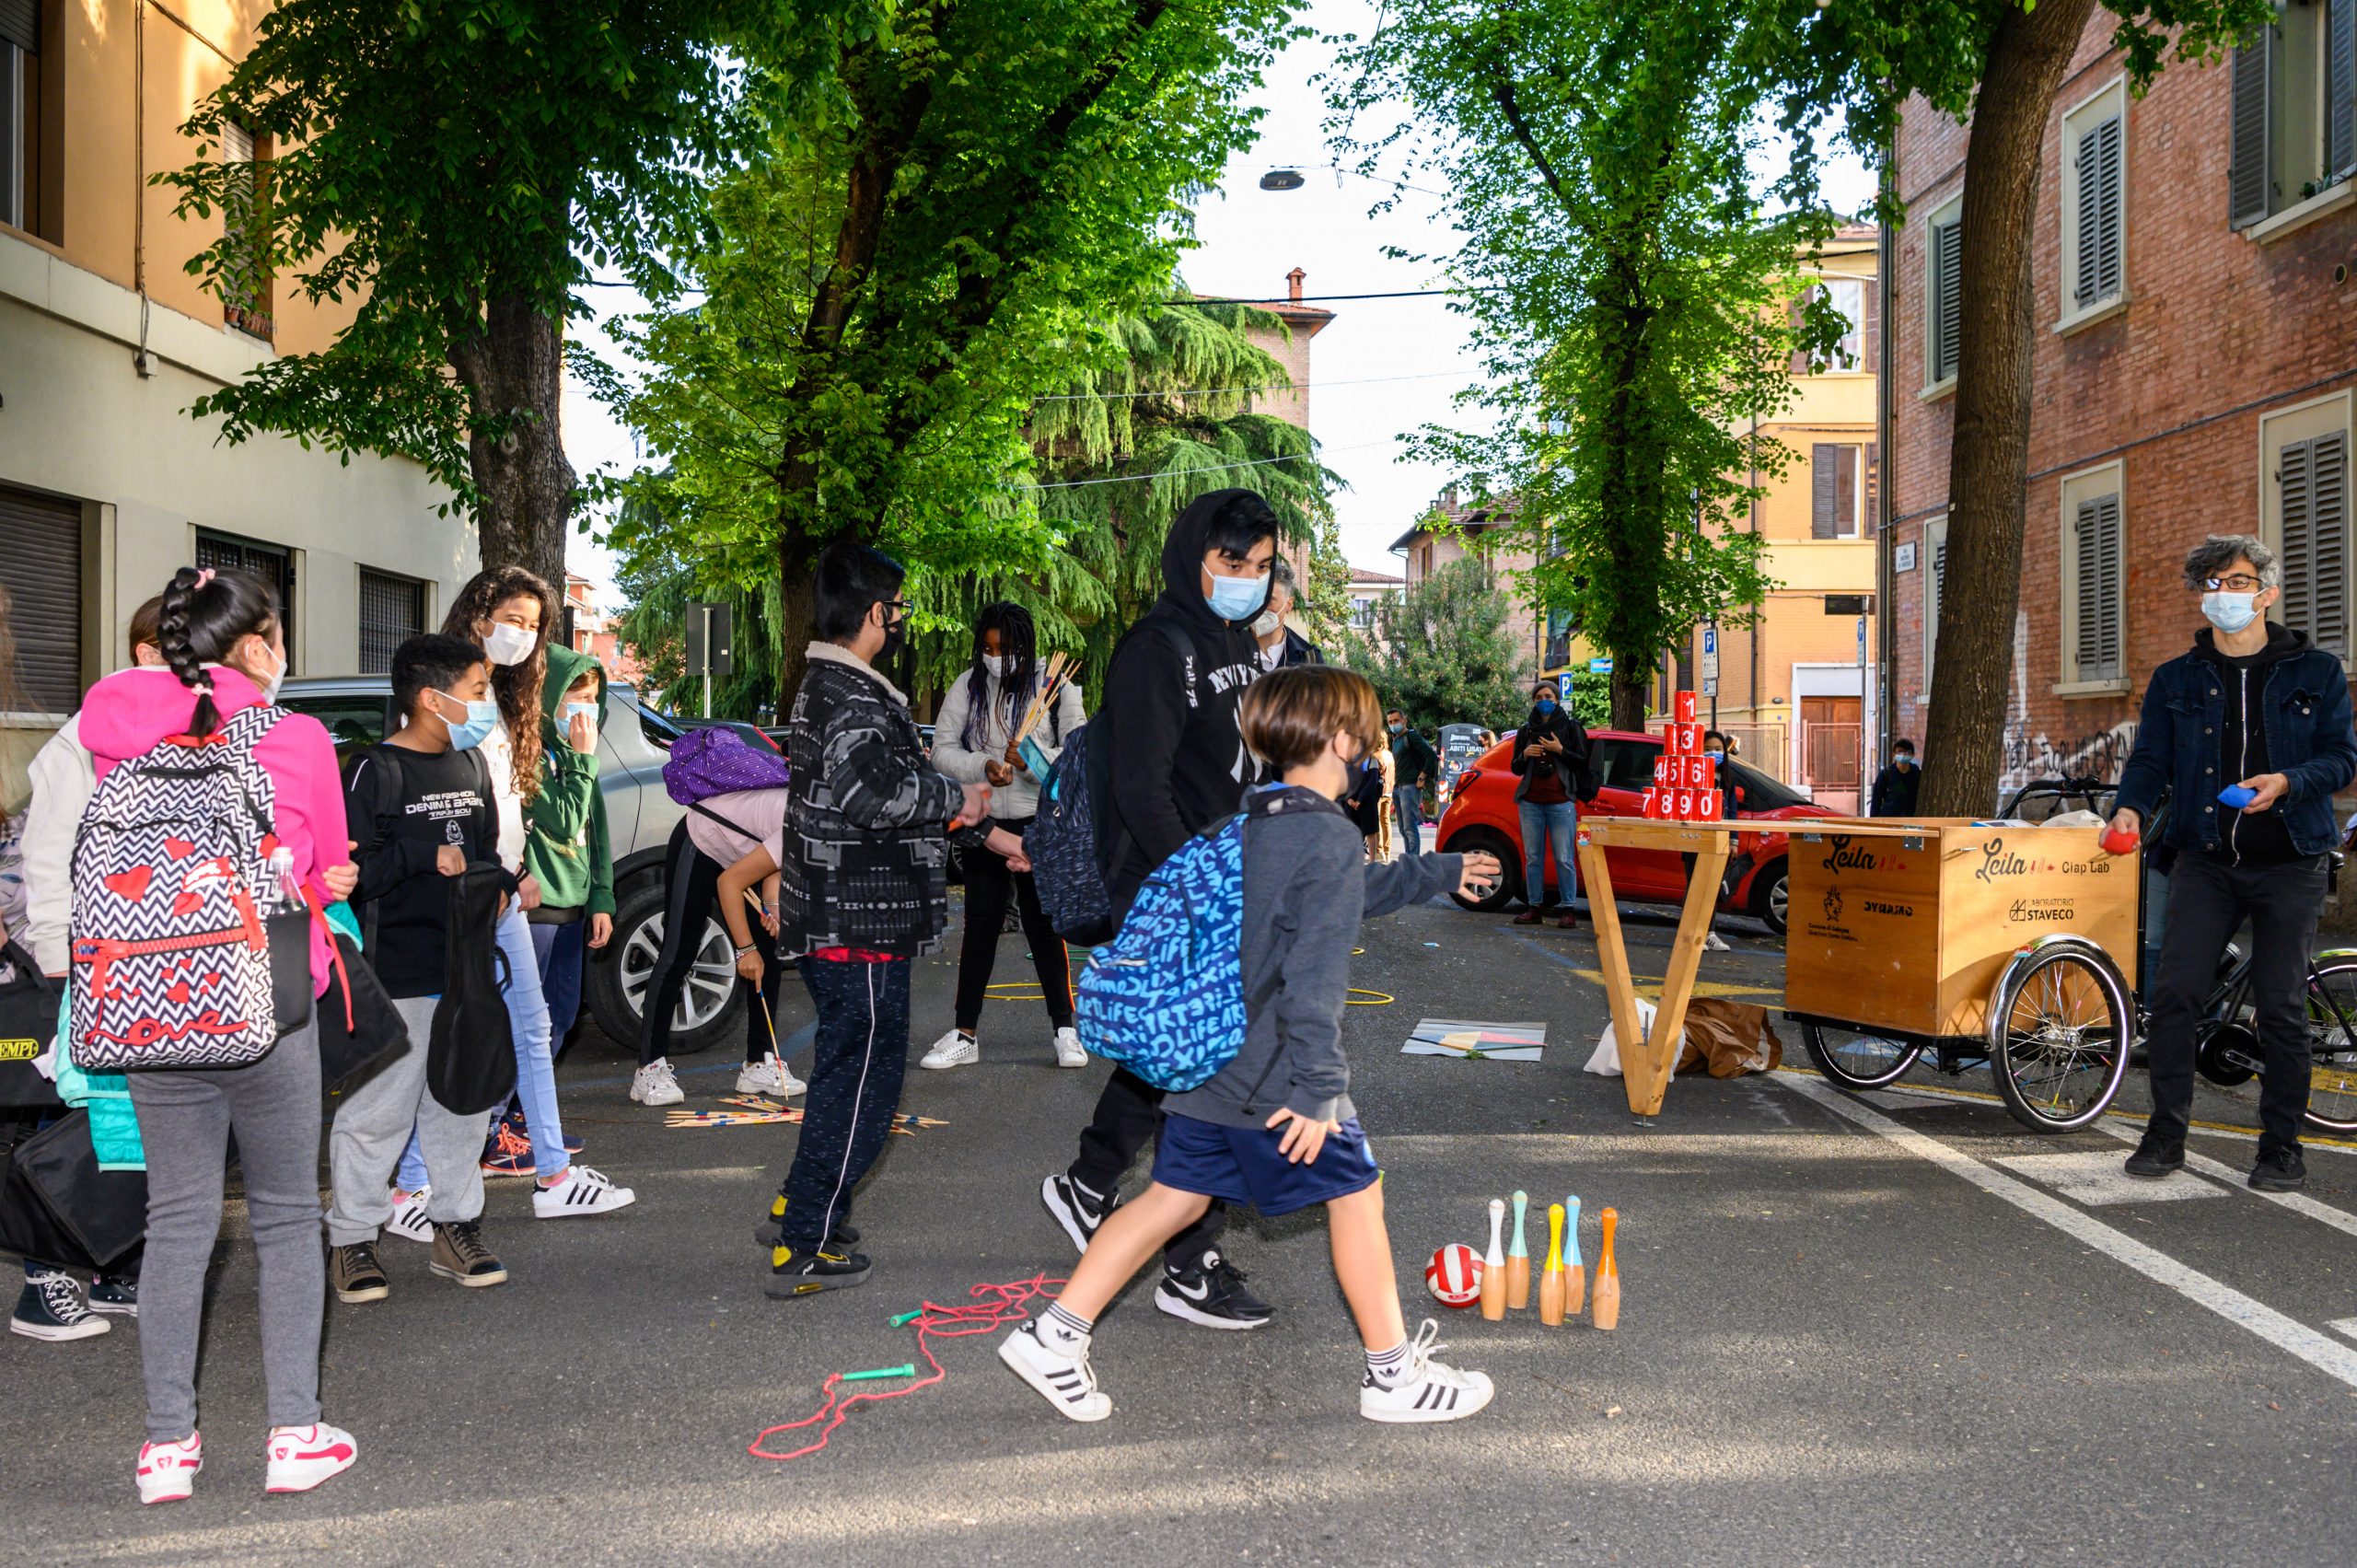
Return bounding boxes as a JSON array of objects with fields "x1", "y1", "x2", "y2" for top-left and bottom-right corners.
[
  {"x1": 1589, "y1": 657, "x2": 1614, "y2": 675},
  {"x1": 1701, "y1": 624, "x2": 1719, "y2": 683},
  {"x1": 686, "y1": 601, "x2": 733, "y2": 717}
]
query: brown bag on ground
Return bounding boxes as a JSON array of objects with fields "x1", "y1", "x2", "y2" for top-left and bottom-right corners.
[{"x1": 1675, "y1": 998, "x2": 1784, "y2": 1078}]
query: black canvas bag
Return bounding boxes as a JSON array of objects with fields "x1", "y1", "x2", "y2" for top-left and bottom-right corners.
[
  {"x1": 427, "y1": 865, "x2": 517, "y2": 1116},
  {"x1": 316, "y1": 927, "x2": 413, "y2": 1095},
  {"x1": 0, "y1": 1112, "x2": 146, "y2": 1271},
  {"x1": 0, "y1": 942, "x2": 67, "y2": 1111}
]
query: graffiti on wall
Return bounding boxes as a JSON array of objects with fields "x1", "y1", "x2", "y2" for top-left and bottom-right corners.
[{"x1": 1999, "y1": 719, "x2": 2139, "y2": 792}]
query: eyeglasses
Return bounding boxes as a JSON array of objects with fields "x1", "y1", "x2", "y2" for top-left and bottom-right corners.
[{"x1": 2202, "y1": 575, "x2": 2263, "y2": 592}]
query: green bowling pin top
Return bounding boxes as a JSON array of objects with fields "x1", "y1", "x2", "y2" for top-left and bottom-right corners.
[
  {"x1": 1509, "y1": 1191, "x2": 1529, "y2": 1259},
  {"x1": 1565, "y1": 1196, "x2": 1583, "y2": 1266}
]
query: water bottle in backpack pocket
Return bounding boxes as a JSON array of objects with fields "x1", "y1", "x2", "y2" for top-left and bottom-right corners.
[{"x1": 1074, "y1": 816, "x2": 1248, "y2": 1091}]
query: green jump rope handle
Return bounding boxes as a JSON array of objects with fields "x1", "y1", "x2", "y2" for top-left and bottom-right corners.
[
  {"x1": 841, "y1": 1364, "x2": 916, "y2": 1382},
  {"x1": 887, "y1": 1310, "x2": 923, "y2": 1327}
]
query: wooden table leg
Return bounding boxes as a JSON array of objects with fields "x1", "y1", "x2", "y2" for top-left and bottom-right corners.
[
  {"x1": 1627, "y1": 840, "x2": 1733, "y2": 1116},
  {"x1": 1575, "y1": 837, "x2": 1646, "y2": 1107}
]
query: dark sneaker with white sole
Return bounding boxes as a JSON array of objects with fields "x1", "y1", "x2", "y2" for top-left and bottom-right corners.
[
  {"x1": 2250, "y1": 1148, "x2": 2308, "y2": 1191},
  {"x1": 87, "y1": 1272, "x2": 140, "y2": 1317},
  {"x1": 1041, "y1": 1171, "x2": 1120, "y2": 1253},
  {"x1": 2123, "y1": 1135, "x2": 2185, "y2": 1179},
  {"x1": 428, "y1": 1222, "x2": 509, "y2": 1287},
  {"x1": 1154, "y1": 1250, "x2": 1273, "y2": 1330},
  {"x1": 330, "y1": 1243, "x2": 389, "y2": 1305},
  {"x1": 763, "y1": 1246, "x2": 873, "y2": 1298},
  {"x1": 10, "y1": 1270, "x2": 109, "y2": 1341}
]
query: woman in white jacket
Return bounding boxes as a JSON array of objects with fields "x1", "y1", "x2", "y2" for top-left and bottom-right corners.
[{"x1": 922, "y1": 603, "x2": 1087, "y2": 1070}]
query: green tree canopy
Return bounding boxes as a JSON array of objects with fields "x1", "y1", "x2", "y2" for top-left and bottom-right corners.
[
  {"x1": 158, "y1": 0, "x2": 751, "y2": 584},
  {"x1": 1341, "y1": 558, "x2": 1534, "y2": 735},
  {"x1": 1329, "y1": 0, "x2": 1834, "y2": 728}
]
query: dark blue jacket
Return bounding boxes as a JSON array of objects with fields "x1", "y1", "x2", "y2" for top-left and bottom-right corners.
[{"x1": 2114, "y1": 624, "x2": 2357, "y2": 858}]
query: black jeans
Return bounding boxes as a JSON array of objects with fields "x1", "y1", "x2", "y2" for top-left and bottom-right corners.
[
  {"x1": 2145, "y1": 850, "x2": 2330, "y2": 1156},
  {"x1": 775, "y1": 958, "x2": 911, "y2": 1252},
  {"x1": 637, "y1": 819, "x2": 784, "y2": 1068},
  {"x1": 954, "y1": 818, "x2": 1074, "y2": 1032}
]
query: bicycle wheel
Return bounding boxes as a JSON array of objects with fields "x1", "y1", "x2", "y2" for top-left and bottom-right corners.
[
  {"x1": 2303, "y1": 958, "x2": 2357, "y2": 1133},
  {"x1": 1990, "y1": 947, "x2": 2131, "y2": 1132},
  {"x1": 1797, "y1": 1019, "x2": 1922, "y2": 1090}
]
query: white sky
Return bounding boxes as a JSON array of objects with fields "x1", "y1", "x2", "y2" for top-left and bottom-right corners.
[{"x1": 560, "y1": 0, "x2": 1878, "y2": 600}]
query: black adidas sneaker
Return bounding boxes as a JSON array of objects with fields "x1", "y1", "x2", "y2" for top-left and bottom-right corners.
[{"x1": 762, "y1": 1246, "x2": 873, "y2": 1299}]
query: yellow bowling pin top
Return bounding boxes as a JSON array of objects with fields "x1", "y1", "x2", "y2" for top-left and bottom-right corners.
[{"x1": 1545, "y1": 1202, "x2": 1565, "y2": 1271}]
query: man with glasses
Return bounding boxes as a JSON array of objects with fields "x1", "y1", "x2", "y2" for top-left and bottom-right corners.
[{"x1": 2109, "y1": 535, "x2": 2357, "y2": 1192}]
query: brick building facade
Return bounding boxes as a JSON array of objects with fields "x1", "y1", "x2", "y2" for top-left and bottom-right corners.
[{"x1": 1887, "y1": 5, "x2": 2356, "y2": 795}]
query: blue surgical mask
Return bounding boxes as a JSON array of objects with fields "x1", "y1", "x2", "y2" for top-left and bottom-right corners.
[
  {"x1": 435, "y1": 691, "x2": 501, "y2": 751},
  {"x1": 1705, "y1": 749, "x2": 1724, "y2": 763},
  {"x1": 2202, "y1": 590, "x2": 2258, "y2": 633},
  {"x1": 1205, "y1": 571, "x2": 1270, "y2": 622},
  {"x1": 1534, "y1": 697, "x2": 1558, "y2": 715},
  {"x1": 564, "y1": 702, "x2": 598, "y2": 726}
]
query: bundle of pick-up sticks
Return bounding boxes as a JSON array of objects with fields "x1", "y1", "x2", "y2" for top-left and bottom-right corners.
[{"x1": 1010, "y1": 651, "x2": 1077, "y2": 747}]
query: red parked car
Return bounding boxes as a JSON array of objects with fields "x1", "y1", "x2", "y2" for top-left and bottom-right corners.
[{"x1": 1432, "y1": 728, "x2": 1840, "y2": 935}]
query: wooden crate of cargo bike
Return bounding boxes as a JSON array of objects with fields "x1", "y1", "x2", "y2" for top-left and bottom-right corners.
[{"x1": 1782, "y1": 819, "x2": 2139, "y2": 1040}]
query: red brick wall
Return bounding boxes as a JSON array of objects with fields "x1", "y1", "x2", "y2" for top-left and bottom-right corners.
[{"x1": 1889, "y1": 19, "x2": 2357, "y2": 792}]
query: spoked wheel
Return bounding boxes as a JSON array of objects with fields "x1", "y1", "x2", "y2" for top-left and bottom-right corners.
[
  {"x1": 1797, "y1": 1019, "x2": 1923, "y2": 1091},
  {"x1": 1990, "y1": 947, "x2": 2131, "y2": 1132},
  {"x1": 2301, "y1": 958, "x2": 2357, "y2": 1133}
]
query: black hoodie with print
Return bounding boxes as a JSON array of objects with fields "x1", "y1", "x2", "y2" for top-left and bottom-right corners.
[
  {"x1": 1097, "y1": 489, "x2": 1272, "y2": 907},
  {"x1": 2199, "y1": 621, "x2": 2306, "y2": 865}
]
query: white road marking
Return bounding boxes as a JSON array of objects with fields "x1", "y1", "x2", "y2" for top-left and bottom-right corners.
[
  {"x1": 1780, "y1": 1073, "x2": 2357, "y2": 1390},
  {"x1": 2094, "y1": 1121, "x2": 2357, "y2": 1243},
  {"x1": 1859, "y1": 1089, "x2": 1947, "y2": 1111},
  {"x1": 1991, "y1": 1151, "x2": 2227, "y2": 1205},
  {"x1": 2330, "y1": 1318, "x2": 2357, "y2": 1342}
]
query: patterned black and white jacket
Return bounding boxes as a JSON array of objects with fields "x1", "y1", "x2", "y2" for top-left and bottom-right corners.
[{"x1": 775, "y1": 642, "x2": 981, "y2": 958}]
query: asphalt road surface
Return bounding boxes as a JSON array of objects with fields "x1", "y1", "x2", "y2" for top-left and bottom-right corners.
[{"x1": 8, "y1": 888, "x2": 2354, "y2": 1566}]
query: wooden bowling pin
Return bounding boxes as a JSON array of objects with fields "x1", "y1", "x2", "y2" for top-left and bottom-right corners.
[
  {"x1": 1539, "y1": 1203, "x2": 1567, "y2": 1326},
  {"x1": 1480, "y1": 1199, "x2": 1506, "y2": 1320},
  {"x1": 1592, "y1": 1206, "x2": 1621, "y2": 1330},
  {"x1": 1563, "y1": 1196, "x2": 1585, "y2": 1317},
  {"x1": 1505, "y1": 1191, "x2": 1531, "y2": 1310}
]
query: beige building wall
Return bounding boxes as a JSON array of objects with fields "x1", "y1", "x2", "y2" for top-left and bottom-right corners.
[{"x1": 1, "y1": 0, "x2": 467, "y2": 804}]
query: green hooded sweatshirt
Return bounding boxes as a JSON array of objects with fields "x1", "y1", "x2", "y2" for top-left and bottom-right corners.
[{"x1": 524, "y1": 642, "x2": 617, "y2": 919}]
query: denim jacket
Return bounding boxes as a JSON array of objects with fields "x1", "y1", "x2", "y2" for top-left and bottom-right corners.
[{"x1": 2114, "y1": 625, "x2": 2357, "y2": 858}]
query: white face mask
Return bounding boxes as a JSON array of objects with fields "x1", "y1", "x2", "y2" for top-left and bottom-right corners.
[
  {"x1": 256, "y1": 642, "x2": 288, "y2": 703},
  {"x1": 1250, "y1": 608, "x2": 1283, "y2": 640},
  {"x1": 482, "y1": 621, "x2": 537, "y2": 667},
  {"x1": 981, "y1": 654, "x2": 1004, "y2": 679}
]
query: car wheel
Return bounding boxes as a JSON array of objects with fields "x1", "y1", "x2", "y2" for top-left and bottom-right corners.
[
  {"x1": 1750, "y1": 860, "x2": 1790, "y2": 936},
  {"x1": 1443, "y1": 826, "x2": 1519, "y2": 913},
  {"x1": 584, "y1": 884, "x2": 747, "y2": 1055}
]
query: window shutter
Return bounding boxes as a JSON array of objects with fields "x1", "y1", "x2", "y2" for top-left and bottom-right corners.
[
  {"x1": 1930, "y1": 220, "x2": 1962, "y2": 383},
  {"x1": 2230, "y1": 38, "x2": 2273, "y2": 229},
  {"x1": 0, "y1": 484, "x2": 79, "y2": 714},
  {"x1": 1812, "y1": 445, "x2": 1839, "y2": 539},
  {"x1": 358, "y1": 570, "x2": 425, "y2": 675},
  {"x1": 2075, "y1": 115, "x2": 2123, "y2": 307},
  {"x1": 2331, "y1": 0, "x2": 2355, "y2": 180},
  {"x1": 1864, "y1": 276, "x2": 1880, "y2": 376},
  {"x1": 1834, "y1": 444, "x2": 1859, "y2": 535},
  {"x1": 2073, "y1": 494, "x2": 2122, "y2": 681},
  {"x1": 0, "y1": 0, "x2": 37, "y2": 54},
  {"x1": 2281, "y1": 435, "x2": 2350, "y2": 659},
  {"x1": 1864, "y1": 443, "x2": 1880, "y2": 537}
]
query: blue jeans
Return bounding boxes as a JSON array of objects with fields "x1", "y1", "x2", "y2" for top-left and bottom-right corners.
[
  {"x1": 530, "y1": 919, "x2": 587, "y2": 1053},
  {"x1": 1517, "y1": 799, "x2": 1580, "y2": 909},
  {"x1": 1393, "y1": 785, "x2": 1425, "y2": 858},
  {"x1": 496, "y1": 904, "x2": 564, "y2": 1179}
]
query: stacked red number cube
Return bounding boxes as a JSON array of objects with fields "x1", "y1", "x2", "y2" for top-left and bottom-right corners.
[{"x1": 1640, "y1": 692, "x2": 1721, "y2": 820}]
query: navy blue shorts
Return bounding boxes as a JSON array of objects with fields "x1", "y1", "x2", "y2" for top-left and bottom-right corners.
[{"x1": 1153, "y1": 1112, "x2": 1380, "y2": 1218}]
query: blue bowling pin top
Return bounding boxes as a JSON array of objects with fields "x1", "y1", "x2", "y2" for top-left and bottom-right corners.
[{"x1": 1564, "y1": 1196, "x2": 1583, "y2": 1266}]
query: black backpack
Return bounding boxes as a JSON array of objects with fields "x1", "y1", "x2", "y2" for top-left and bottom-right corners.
[{"x1": 427, "y1": 864, "x2": 517, "y2": 1116}]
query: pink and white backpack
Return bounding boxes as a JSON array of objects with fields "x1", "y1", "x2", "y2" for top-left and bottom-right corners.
[{"x1": 68, "y1": 704, "x2": 296, "y2": 1072}]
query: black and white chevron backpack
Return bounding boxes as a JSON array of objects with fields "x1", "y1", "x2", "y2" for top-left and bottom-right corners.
[{"x1": 68, "y1": 704, "x2": 293, "y2": 1072}]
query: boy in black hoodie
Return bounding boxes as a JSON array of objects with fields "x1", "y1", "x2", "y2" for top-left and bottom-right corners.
[{"x1": 1040, "y1": 488, "x2": 1281, "y2": 1330}]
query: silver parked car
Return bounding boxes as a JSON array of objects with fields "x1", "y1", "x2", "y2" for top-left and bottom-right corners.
[{"x1": 278, "y1": 675, "x2": 748, "y2": 1052}]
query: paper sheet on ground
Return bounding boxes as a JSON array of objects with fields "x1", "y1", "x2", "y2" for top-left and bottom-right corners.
[{"x1": 1403, "y1": 1018, "x2": 1546, "y2": 1063}]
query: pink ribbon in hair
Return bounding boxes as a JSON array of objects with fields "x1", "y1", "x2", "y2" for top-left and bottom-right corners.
[{"x1": 192, "y1": 568, "x2": 216, "y2": 589}]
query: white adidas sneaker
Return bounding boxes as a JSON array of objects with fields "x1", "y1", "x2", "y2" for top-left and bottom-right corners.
[
  {"x1": 532, "y1": 1165, "x2": 637, "y2": 1219},
  {"x1": 383, "y1": 1186, "x2": 434, "y2": 1245},
  {"x1": 630, "y1": 1060, "x2": 684, "y2": 1107},
  {"x1": 1051, "y1": 1028, "x2": 1087, "y2": 1068},
  {"x1": 920, "y1": 1028, "x2": 980, "y2": 1070},
  {"x1": 999, "y1": 1318, "x2": 1111, "y2": 1422},
  {"x1": 1359, "y1": 1320, "x2": 1494, "y2": 1424}
]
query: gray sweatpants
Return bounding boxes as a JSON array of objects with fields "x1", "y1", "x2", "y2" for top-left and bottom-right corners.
[
  {"x1": 327, "y1": 993, "x2": 485, "y2": 1245},
  {"x1": 126, "y1": 1021, "x2": 325, "y2": 1444}
]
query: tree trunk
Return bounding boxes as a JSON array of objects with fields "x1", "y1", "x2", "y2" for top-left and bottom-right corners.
[
  {"x1": 448, "y1": 290, "x2": 575, "y2": 590},
  {"x1": 1610, "y1": 671, "x2": 1650, "y2": 732},
  {"x1": 1917, "y1": 0, "x2": 2097, "y2": 817}
]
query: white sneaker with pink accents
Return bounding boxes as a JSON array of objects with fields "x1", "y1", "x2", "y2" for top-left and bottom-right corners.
[
  {"x1": 263, "y1": 1423, "x2": 357, "y2": 1493},
  {"x1": 135, "y1": 1433, "x2": 202, "y2": 1504}
]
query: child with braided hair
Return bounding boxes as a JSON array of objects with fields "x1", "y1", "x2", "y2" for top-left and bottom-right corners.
[{"x1": 76, "y1": 565, "x2": 361, "y2": 1502}]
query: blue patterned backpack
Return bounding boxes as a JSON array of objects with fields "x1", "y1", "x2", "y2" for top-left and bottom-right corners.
[{"x1": 1074, "y1": 815, "x2": 1247, "y2": 1091}]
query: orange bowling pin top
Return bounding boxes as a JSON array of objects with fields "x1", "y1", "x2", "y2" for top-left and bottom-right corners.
[{"x1": 1598, "y1": 1206, "x2": 1619, "y2": 1278}]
